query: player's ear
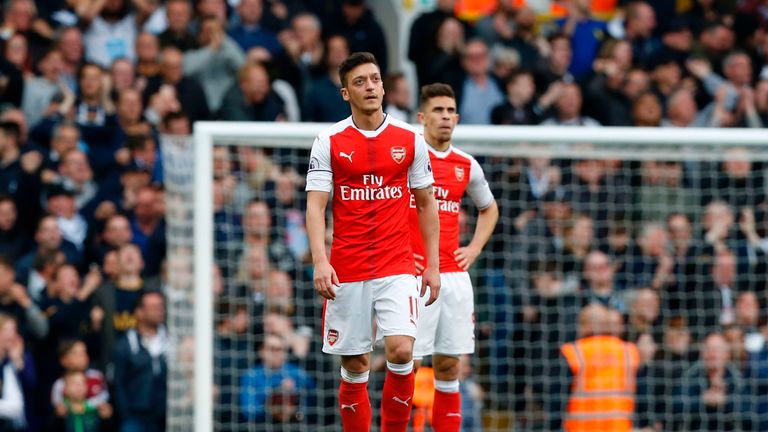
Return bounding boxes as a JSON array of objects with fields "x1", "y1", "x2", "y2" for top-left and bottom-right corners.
[
  {"x1": 417, "y1": 111, "x2": 425, "y2": 124},
  {"x1": 340, "y1": 87, "x2": 349, "y2": 101}
]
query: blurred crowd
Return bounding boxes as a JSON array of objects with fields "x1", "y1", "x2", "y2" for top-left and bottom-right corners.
[{"x1": 0, "y1": 0, "x2": 764, "y2": 430}]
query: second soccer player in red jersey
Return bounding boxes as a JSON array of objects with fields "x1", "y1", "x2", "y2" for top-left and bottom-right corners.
[
  {"x1": 305, "y1": 52, "x2": 441, "y2": 431},
  {"x1": 410, "y1": 83, "x2": 498, "y2": 431}
]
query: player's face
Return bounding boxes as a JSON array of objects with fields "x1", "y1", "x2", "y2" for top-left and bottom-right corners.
[
  {"x1": 341, "y1": 63, "x2": 384, "y2": 114},
  {"x1": 419, "y1": 96, "x2": 458, "y2": 144}
]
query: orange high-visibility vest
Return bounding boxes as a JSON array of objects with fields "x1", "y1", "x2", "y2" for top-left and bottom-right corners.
[
  {"x1": 560, "y1": 336, "x2": 640, "y2": 432},
  {"x1": 455, "y1": 0, "x2": 498, "y2": 22},
  {"x1": 411, "y1": 367, "x2": 435, "y2": 431}
]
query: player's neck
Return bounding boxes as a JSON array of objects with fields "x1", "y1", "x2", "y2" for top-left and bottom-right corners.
[
  {"x1": 351, "y1": 109, "x2": 386, "y2": 131},
  {"x1": 425, "y1": 135, "x2": 451, "y2": 153}
]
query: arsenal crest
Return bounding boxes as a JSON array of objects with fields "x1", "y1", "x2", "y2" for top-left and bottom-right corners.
[
  {"x1": 455, "y1": 166, "x2": 465, "y2": 181},
  {"x1": 391, "y1": 146, "x2": 406, "y2": 164},
  {"x1": 327, "y1": 329, "x2": 339, "y2": 346}
]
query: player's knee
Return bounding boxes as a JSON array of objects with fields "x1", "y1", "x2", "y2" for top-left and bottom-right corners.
[
  {"x1": 386, "y1": 344, "x2": 413, "y2": 364},
  {"x1": 341, "y1": 354, "x2": 370, "y2": 372},
  {"x1": 433, "y1": 355, "x2": 460, "y2": 380}
]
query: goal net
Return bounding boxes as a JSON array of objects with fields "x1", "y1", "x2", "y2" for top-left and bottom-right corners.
[{"x1": 165, "y1": 124, "x2": 768, "y2": 432}]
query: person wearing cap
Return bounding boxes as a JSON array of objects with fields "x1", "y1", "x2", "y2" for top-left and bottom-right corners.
[{"x1": 46, "y1": 183, "x2": 88, "y2": 253}]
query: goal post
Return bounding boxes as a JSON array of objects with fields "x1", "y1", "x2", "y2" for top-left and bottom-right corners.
[{"x1": 165, "y1": 123, "x2": 768, "y2": 432}]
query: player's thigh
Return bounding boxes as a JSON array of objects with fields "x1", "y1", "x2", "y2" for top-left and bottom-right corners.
[
  {"x1": 371, "y1": 274, "x2": 420, "y2": 339},
  {"x1": 434, "y1": 272, "x2": 475, "y2": 355},
  {"x1": 322, "y1": 281, "x2": 374, "y2": 355},
  {"x1": 413, "y1": 275, "x2": 442, "y2": 360}
]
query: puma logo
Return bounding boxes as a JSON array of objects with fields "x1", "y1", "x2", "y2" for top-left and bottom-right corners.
[
  {"x1": 340, "y1": 151, "x2": 354, "y2": 163},
  {"x1": 446, "y1": 412, "x2": 462, "y2": 417},
  {"x1": 392, "y1": 396, "x2": 411, "y2": 406},
  {"x1": 341, "y1": 403, "x2": 358, "y2": 412}
]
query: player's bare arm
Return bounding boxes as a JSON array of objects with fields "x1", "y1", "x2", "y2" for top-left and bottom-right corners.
[
  {"x1": 413, "y1": 185, "x2": 440, "y2": 306},
  {"x1": 306, "y1": 190, "x2": 339, "y2": 300},
  {"x1": 455, "y1": 200, "x2": 499, "y2": 271}
]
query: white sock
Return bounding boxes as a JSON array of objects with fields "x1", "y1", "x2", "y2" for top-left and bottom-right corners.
[
  {"x1": 340, "y1": 367, "x2": 369, "y2": 384},
  {"x1": 386, "y1": 360, "x2": 414, "y2": 375},
  {"x1": 434, "y1": 379, "x2": 460, "y2": 393}
]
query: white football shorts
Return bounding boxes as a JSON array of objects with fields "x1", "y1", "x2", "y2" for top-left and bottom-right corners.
[
  {"x1": 322, "y1": 274, "x2": 420, "y2": 355},
  {"x1": 413, "y1": 271, "x2": 475, "y2": 359}
]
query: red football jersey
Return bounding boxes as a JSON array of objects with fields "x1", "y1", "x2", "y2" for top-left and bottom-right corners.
[
  {"x1": 307, "y1": 116, "x2": 434, "y2": 283},
  {"x1": 410, "y1": 145, "x2": 494, "y2": 273}
]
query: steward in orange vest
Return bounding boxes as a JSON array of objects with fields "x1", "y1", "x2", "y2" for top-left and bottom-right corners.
[{"x1": 551, "y1": 304, "x2": 640, "y2": 431}]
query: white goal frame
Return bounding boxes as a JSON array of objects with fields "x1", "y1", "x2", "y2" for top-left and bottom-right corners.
[{"x1": 189, "y1": 122, "x2": 767, "y2": 432}]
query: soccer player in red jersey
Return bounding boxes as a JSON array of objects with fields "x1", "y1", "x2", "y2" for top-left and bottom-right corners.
[
  {"x1": 409, "y1": 83, "x2": 498, "y2": 431},
  {"x1": 305, "y1": 52, "x2": 441, "y2": 432}
]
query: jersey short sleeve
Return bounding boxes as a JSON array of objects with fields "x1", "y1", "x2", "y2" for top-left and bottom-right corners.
[
  {"x1": 408, "y1": 134, "x2": 434, "y2": 190},
  {"x1": 467, "y1": 156, "x2": 494, "y2": 210},
  {"x1": 305, "y1": 135, "x2": 333, "y2": 192}
]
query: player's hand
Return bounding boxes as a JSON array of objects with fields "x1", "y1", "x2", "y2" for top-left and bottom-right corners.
[
  {"x1": 454, "y1": 245, "x2": 481, "y2": 271},
  {"x1": 413, "y1": 253, "x2": 425, "y2": 275},
  {"x1": 420, "y1": 265, "x2": 440, "y2": 307},
  {"x1": 313, "y1": 260, "x2": 339, "y2": 301}
]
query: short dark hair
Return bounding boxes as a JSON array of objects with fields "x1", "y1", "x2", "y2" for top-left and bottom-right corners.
[
  {"x1": 338, "y1": 52, "x2": 378, "y2": 88},
  {"x1": 383, "y1": 72, "x2": 405, "y2": 94},
  {"x1": 134, "y1": 290, "x2": 165, "y2": 312},
  {"x1": 419, "y1": 83, "x2": 455, "y2": 108},
  {"x1": 0, "y1": 121, "x2": 19, "y2": 142},
  {"x1": 58, "y1": 338, "x2": 84, "y2": 358}
]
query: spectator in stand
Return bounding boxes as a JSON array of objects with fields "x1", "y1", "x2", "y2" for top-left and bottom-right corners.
[
  {"x1": 266, "y1": 169, "x2": 307, "y2": 262},
  {"x1": 228, "y1": 0, "x2": 281, "y2": 56},
  {"x1": 183, "y1": 15, "x2": 245, "y2": 113},
  {"x1": 111, "y1": 290, "x2": 168, "y2": 432},
  {"x1": 0, "y1": 0, "x2": 53, "y2": 65},
  {"x1": 0, "y1": 314, "x2": 29, "y2": 431},
  {"x1": 110, "y1": 58, "x2": 138, "y2": 97},
  {"x1": 382, "y1": 72, "x2": 412, "y2": 123},
  {"x1": 673, "y1": 332, "x2": 754, "y2": 431},
  {"x1": 491, "y1": 70, "x2": 539, "y2": 125},
  {"x1": 702, "y1": 147, "x2": 766, "y2": 209},
  {"x1": 82, "y1": 0, "x2": 139, "y2": 68},
  {"x1": 328, "y1": 0, "x2": 387, "y2": 74},
  {"x1": 239, "y1": 333, "x2": 314, "y2": 423},
  {"x1": 534, "y1": 33, "x2": 573, "y2": 92},
  {"x1": 453, "y1": 38, "x2": 505, "y2": 125},
  {"x1": 15, "y1": 216, "x2": 81, "y2": 287},
  {"x1": 1, "y1": 281, "x2": 37, "y2": 351},
  {"x1": 219, "y1": 61, "x2": 286, "y2": 121},
  {"x1": 557, "y1": 0, "x2": 608, "y2": 80},
  {"x1": 116, "y1": 88, "x2": 150, "y2": 138},
  {"x1": 625, "y1": 223, "x2": 674, "y2": 292},
  {"x1": 56, "y1": 27, "x2": 84, "y2": 93},
  {"x1": 22, "y1": 48, "x2": 64, "y2": 129},
  {"x1": 158, "y1": 0, "x2": 196, "y2": 51},
  {"x1": 135, "y1": 32, "x2": 161, "y2": 82},
  {"x1": 92, "y1": 243, "x2": 146, "y2": 369},
  {"x1": 613, "y1": 1, "x2": 663, "y2": 68},
  {"x1": 144, "y1": 47, "x2": 210, "y2": 124},
  {"x1": 474, "y1": 0, "x2": 516, "y2": 51},
  {"x1": 0, "y1": 196, "x2": 29, "y2": 262},
  {"x1": 541, "y1": 82, "x2": 600, "y2": 126},
  {"x1": 408, "y1": 0, "x2": 458, "y2": 88},
  {"x1": 50, "y1": 340, "x2": 110, "y2": 422},
  {"x1": 40, "y1": 122, "x2": 80, "y2": 176},
  {"x1": 425, "y1": 17, "x2": 465, "y2": 88},
  {"x1": 129, "y1": 186, "x2": 164, "y2": 261},
  {"x1": 627, "y1": 288, "x2": 663, "y2": 342},
  {"x1": 582, "y1": 250, "x2": 626, "y2": 312},
  {"x1": 213, "y1": 298, "x2": 251, "y2": 428},
  {"x1": 52, "y1": 370, "x2": 112, "y2": 432},
  {"x1": 280, "y1": 12, "x2": 325, "y2": 99},
  {"x1": 303, "y1": 34, "x2": 351, "y2": 122},
  {"x1": 635, "y1": 160, "x2": 696, "y2": 223},
  {"x1": 241, "y1": 199, "x2": 296, "y2": 275},
  {"x1": 55, "y1": 149, "x2": 118, "y2": 225},
  {"x1": 45, "y1": 184, "x2": 88, "y2": 253}
]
